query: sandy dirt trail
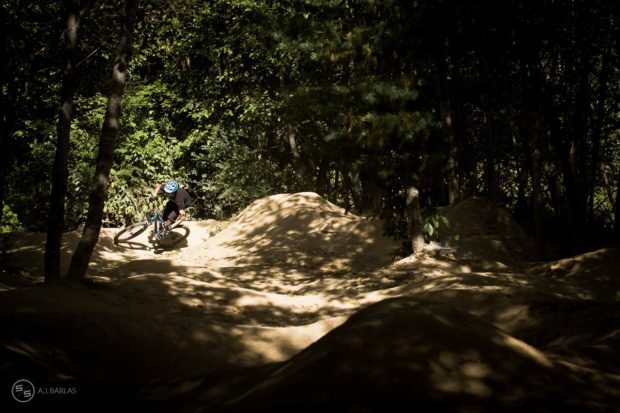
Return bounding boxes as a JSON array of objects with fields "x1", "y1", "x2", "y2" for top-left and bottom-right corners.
[{"x1": 0, "y1": 193, "x2": 618, "y2": 411}]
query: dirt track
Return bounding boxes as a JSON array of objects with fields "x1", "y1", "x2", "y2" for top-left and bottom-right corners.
[{"x1": 0, "y1": 193, "x2": 618, "y2": 411}]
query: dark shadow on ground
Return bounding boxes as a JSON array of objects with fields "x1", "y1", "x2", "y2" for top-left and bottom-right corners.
[{"x1": 57, "y1": 297, "x2": 619, "y2": 412}]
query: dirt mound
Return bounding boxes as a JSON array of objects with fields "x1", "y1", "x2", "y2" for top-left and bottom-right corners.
[
  {"x1": 208, "y1": 192, "x2": 398, "y2": 272},
  {"x1": 438, "y1": 198, "x2": 537, "y2": 264},
  {"x1": 525, "y1": 246, "x2": 620, "y2": 302},
  {"x1": 182, "y1": 297, "x2": 619, "y2": 412},
  {"x1": 529, "y1": 247, "x2": 619, "y2": 281}
]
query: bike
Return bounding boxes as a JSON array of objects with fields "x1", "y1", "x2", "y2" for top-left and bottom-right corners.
[{"x1": 113, "y1": 206, "x2": 190, "y2": 247}]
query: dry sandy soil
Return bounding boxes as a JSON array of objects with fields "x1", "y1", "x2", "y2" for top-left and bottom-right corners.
[{"x1": 0, "y1": 193, "x2": 618, "y2": 412}]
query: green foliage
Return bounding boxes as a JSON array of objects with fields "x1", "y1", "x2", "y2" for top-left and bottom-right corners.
[
  {"x1": 422, "y1": 209, "x2": 453, "y2": 242},
  {"x1": 6, "y1": 123, "x2": 56, "y2": 230},
  {"x1": 181, "y1": 126, "x2": 281, "y2": 218},
  {"x1": 64, "y1": 96, "x2": 105, "y2": 227},
  {"x1": 1, "y1": 204, "x2": 24, "y2": 233},
  {"x1": 423, "y1": 213, "x2": 444, "y2": 241},
  {"x1": 592, "y1": 187, "x2": 616, "y2": 231},
  {"x1": 103, "y1": 83, "x2": 185, "y2": 225},
  {"x1": 2, "y1": 0, "x2": 619, "y2": 249}
]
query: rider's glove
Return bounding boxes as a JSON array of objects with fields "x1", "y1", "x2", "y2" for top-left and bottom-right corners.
[{"x1": 148, "y1": 194, "x2": 157, "y2": 202}]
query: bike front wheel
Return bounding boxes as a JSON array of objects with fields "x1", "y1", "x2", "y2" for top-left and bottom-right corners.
[{"x1": 114, "y1": 221, "x2": 149, "y2": 244}]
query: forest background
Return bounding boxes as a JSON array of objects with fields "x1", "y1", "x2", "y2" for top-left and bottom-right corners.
[{"x1": 1, "y1": 0, "x2": 618, "y2": 255}]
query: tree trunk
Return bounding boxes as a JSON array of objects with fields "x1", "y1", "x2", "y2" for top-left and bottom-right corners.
[
  {"x1": 615, "y1": 169, "x2": 620, "y2": 239},
  {"x1": 315, "y1": 157, "x2": 330, "y2": 196},
  {"x1": 287, "y1": 125, "x2": 309, "y2": 189},
  {"x1": 534, "y1": 92, "x2": 577, "y2": 249},
  {"x1": 483, "y1": 110, "x2": 499, "y2": 201},
  {"x1": 543, "y1": 151, "x2": 576, "y2": 250},
  {"x1": 406, "y1": 187, "x2": 425, "y2": 253},
  {"x1": 510, "y1": 113, "x2": 529, "y2": 223},
  {"x1": 0, "y1": 79, "x2": 18, "y2": 228},
  {"x1": 452, "y1": 101, "x2": 469, "y2": 199},
  {"x1": 361, "y1": 181, "x2": 383, "y2": 215},
  {"x1": 587, "y1": 52, "x2": 609, "y2": 216},
  {"x1": 341, "y1": 166, "x2": 362, "y2": 213},
  {"x1": 44, "y1": 0, "x2": 81, "y2": 283},
  {"x1": 575, "y1": 5, "x2": 592, "y2": 233},
  {"x1": 515, "y1": 164, "x2": 528, "y2": 223},
  {"x1": 525, "y1": 107, "x2": 546, "y2": 248},
  {"x1": 67, "y1": 0, "x2": 139, "y2": 282},
  {"x1": 440, "y1": 100, "x2": 459, "y2": 205},
  {"x1": 0, "y1": 95, "x2": 7, "y2": 226},
  {"x1": 436, "y1": 39, "x2": 460, "y2": 205},
  {"x1": 516, "y1": 30, "x2": 551, "y2": 251}
]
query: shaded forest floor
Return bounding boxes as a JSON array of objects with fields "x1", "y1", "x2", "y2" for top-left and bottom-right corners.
[{"x1": 0, "y1": 193, "x2": 619, "y2": 412}]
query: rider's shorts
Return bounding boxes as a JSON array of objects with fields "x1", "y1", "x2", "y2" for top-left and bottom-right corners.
[{"x1": 163, "y1": 201, "x2": 179, "y2": 222}]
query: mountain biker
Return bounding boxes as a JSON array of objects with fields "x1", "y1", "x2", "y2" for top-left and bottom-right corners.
[{"x1": 149, "y1": 180, "x2": 192, "y2": 229}]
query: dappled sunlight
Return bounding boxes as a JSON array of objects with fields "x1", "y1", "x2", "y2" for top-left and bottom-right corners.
[
  {"x1": 492, "y1": 334, "x2": 553, "y2": 367},
  {"x1": 430, "y1": 353, "x2": 494, "y2": 397},
  {"x1": 184, "y1": 297, "x2": 616, "y2": 411},
  {"x1": 1, "y1": 193, "x2": 618, "y2": 410},
  {"x1": 215, "y1": 316, "x2": 348, "y2": 364},
  {"x1": 207, "y1": 192, "x2": 397, "y2": 275}
]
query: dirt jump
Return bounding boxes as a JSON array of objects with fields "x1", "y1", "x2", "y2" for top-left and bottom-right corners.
[{"x1": 0, "y1": 192, "x2": 618, "y2": 411}]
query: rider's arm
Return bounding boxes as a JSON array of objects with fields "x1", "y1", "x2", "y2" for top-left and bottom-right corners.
[{"x1": 152, "y1": 183, "x2": 162, "y2": 197}]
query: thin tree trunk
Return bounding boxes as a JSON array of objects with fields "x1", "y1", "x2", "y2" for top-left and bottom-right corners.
[
  {"x1": 510, "y1": 113, "x2": 529, "y2": 223},
  {"x1": 341, "y1": 166, "x2": 362, "y2": 213},
  {"x1": 67, "y1": 0, "x2": 139, "y2": 282},
  {"x1": 446, "y1": 147, "x2": 459, "y2": 205},
  {"x1": 0, "y1": 80, "x2": 17, "y2": 227},
  {"x1": 543, "y1": 152, "x2": 576, "y2": 250},
  {"x1": 517, "y1": 33, "x2": 553, "y2": 251},
  {"x1": 440, "y1": 100, "x2": 459, "y2": 205},
  {"x1": 535, "y1": 94, "x2": 576, "y2": 249},
  {"x1": 288, "y1": 126, "x2": 300, "y2": 160},
  {"x1": 0, "y1": 96, "x2": 7, "y2": 226},
  {"x1": 406, "y1": 186, "x2": 425, "y2": 253},
  {"x1": 315, "y1": 157, "x2": 330, "y2": 196},
  {"x1": 483, "y1": 108, "x2": 499, "y2": 201},
  {"x1": 452, "y1": 100, "x2": 469, "y2": 199},
  {"x1": 525, "y1": 107, "x2": 546, "y2": 248},
  {"x1": 516, "y1": 164, "x2": 528, "y2": 222},
  {"x1": 560, "y1": 6, "x2": 591, "y2": 240},
  {"x1": 362, "y1": 181, "x2": 383, "y2": 215},
  {"x1": 587, "y1": 52, "x2": 609, "y2": 216},
  {"x1": 615, "y1": 169, "x2": 620, "y2": 239},
  {"x1": 44, "y1": 0, "x2": 81, "y2": 283},
  {"x1": 523, "y1": 80, "x2": 549, "y2": 250},
  {"x1": 530, "y1": 152, "x2": 545, "y2": 246},
  {"x1": 287, "y1": 125, "x2": 309, "y2": 188},
  {"x1": 575, "y1": 5, "x2": 592, "y2": 232},
  {"x1": 436, "y1": 40, "x2": 459, "y2": 205}
]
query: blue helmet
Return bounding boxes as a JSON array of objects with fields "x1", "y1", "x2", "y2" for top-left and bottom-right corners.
[{"x1": 163, "y1": 180, "x2": 179, "y2": 193}]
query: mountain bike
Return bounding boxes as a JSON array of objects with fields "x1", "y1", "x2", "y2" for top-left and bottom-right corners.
[{"x1": 113, "y1": 206, "x2": 190, "y2": 247}]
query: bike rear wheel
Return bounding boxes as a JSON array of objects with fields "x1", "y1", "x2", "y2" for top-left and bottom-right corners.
[
  {"x1": 114, "y1": 221, "x2": 149, "y2": 244},
  {"x1": 157, "y1": 226, "x2": 190, "y2": 247}
]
